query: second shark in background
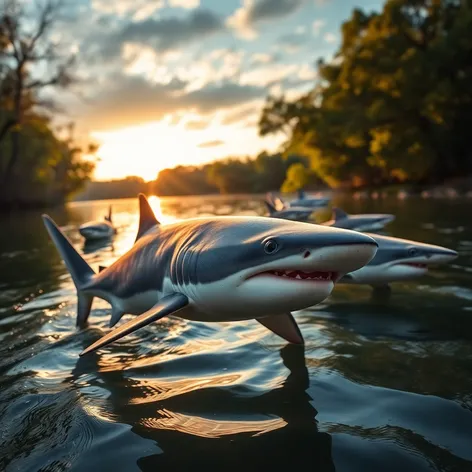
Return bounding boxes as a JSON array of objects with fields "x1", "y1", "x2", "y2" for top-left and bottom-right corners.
[
  {"x1": 323, "y1": 208, "x2": 395, "y2": 232},
  {"x1": 79, "y1": 205, "x2": 117, "y2": 242}
]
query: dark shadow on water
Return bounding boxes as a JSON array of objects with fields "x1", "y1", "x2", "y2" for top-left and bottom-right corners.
[
  {"x1": 68, "y1": 344, "x2": 336, "y2": 472},
  {"x1": 82, "y1": 238, "x2": 115, "y2": 255},
  {"x1": 320, "y1": 296, "x2": 472, "y2": 342}
]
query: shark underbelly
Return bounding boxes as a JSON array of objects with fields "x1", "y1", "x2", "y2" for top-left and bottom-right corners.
[
  {"x1": 116, "y1": 291, "x2": 257, "y2": 323},
  {"x1": 342, "y1": 263, "x2": 427, "y2": 284}
]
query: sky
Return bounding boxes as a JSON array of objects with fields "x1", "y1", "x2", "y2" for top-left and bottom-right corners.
[{"x1": 47, "y1": 0, "x2": 384, "y2": 181}]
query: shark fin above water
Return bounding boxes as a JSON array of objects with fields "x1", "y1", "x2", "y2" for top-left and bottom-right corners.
[
  {"x1": 257, "y1": 313, "x2": 304, "y2": 345},
  {"x1": 135, "y1": 193, "x2": 161, "y2": 242},
  {"x1": 332, "y1": 208, "x2": 348, "y2": 221},
  {"x1": 104, "y1": 205, "x2": 113, "y2": 223},
  {"x1": 80, "y1": 293, "x2": 189, "y2": 357}
]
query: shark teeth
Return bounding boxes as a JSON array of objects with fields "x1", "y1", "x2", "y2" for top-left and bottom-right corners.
[{"x1": 265, "y1": 269, "x2": 336, "y2": 281}]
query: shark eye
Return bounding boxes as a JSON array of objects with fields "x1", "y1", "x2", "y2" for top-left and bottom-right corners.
[
  {"x1": 408, "y1": 247, "x2": 419, "y2": 257},
  {"x1": 264, "y1": 239, "x2": 279, "y2": 255}
]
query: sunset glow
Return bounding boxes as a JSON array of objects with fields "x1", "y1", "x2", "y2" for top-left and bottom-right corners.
[
  {"x1": 59, "y1": 0, "x2": 384, "y2": 181},
  {"x1": 91, "y1": 117, "x2": 285, "y2": 181}
]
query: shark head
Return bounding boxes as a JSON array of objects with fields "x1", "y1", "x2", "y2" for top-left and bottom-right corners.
[
  {"x1": 342, "y1": 233, "x2": 458, "y2": 285},
  {"x1": 324, "y1": 208, "x2": 395, "y2": 232},
  {"x1": 180, "y1": 216, "x2": 379, "y2": 318}
]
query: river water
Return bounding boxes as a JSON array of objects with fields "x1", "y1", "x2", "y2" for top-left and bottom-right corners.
[{"x1": 0, "y1": 194, "x2": 471, "y2": 471}]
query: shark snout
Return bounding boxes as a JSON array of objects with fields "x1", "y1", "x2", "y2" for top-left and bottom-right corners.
[
  {"x1": 428, "y1": 248, "x2": 458, "y2": 264},
  {"x1": 303, "y1": 229, "x2": 378, "y2": 276},
  {"x1": 381, "y1": 215, "x2": 395, "y2": 224}
]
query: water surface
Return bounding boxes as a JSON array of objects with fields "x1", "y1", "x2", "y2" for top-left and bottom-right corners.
[{"x1": 1, "y1": 194, "x2": 471, "y2": 471}]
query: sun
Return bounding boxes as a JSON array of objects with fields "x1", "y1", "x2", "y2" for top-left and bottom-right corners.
[
  {"x1": 91, "y1": 121, "x2": 201, "y2": 181},
  {"x1": 88, "y1": 116, "x2": 287, "y2": 182}
]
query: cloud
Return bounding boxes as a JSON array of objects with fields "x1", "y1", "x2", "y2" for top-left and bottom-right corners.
[
  {"x1": 169, "y1": 0, "x2": 200, "y2": 8},
  {"x1": 278, "y1": 30, "x2": 309, "y2": 52},
  {"x1": 91, "y1": 0, "x2": 165, "y2": 21},
  {"x1": 240, "y1": 63, "x2": 300, "y2": 87},
  {"x1": 324, "y1": 32, "x2": 337, "y2": 44},
  {"x1": 197, "y1": 140, "x2": 224, "y2": 148},
  {"x1": 221, "y1": 104, "x2": 260, "y2": 125},
  {"x1": 249, "y1": 52, "x2": 278, "y2": 67},
  {"x1": 184, "y1": 118, "x2": 211, "y2": 130},
  {"x1": 227, "y1": 0, "x2": 308, "y2": 40},
  {"x1": 122, "y1": 9, "x2": 222, "y2": 51},
  {"x1": 80, "y1": 76, "x2": 266, "y2": 131},
  {"x1": 96, "y1": 9, "x2": 224, "y2": 60},
  {"x1": 312, "y1": 19, "x2": 326, "y2": 36}
]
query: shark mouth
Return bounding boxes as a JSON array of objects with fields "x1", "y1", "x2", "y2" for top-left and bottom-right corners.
[
  {"x1": 249, "y1": 269, "x2": 337, "y2": 282},
  {"x1": 398, "y1": 263, "x2": 428, "y2": 269}
]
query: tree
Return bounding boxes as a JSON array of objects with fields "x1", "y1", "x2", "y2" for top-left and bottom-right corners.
[
  {"x1": 281, "y1": 163, "x2": 312, "y2": 193},
  {"x1": 259, "y1": 0, "x2": 472, "y2": 188},
  {"x1": 0, "y1": 0, "x2": 75, "y2": 188}
]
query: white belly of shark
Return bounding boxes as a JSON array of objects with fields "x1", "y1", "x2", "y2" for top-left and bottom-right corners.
[{"x1": 41, "y1": 194, "x2": 379, "y2": 357}]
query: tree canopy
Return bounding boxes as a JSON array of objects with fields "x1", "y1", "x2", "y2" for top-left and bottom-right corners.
[
  {"x1": 0, "y1": 0, "x2": 96, "y2": 209},
  {"x1": 259, "y1": 0, "x2": 472, "y2": 188}
]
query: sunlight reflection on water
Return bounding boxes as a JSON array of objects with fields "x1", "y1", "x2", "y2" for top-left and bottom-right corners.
[{"x1": 0, "y1": 194, "x2": 472, "y2": 471}]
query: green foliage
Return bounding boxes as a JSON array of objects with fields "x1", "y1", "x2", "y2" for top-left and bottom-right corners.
[
  {"x1": 101, "y1": 153, "x2": 313, "y2": 198},
  {"x1": 281, "y1": 163, "x2": 313, "y2": 193},
  {"x1": 0, "y1": 114, "x2": 97, "y2": 206},
  {"x1": 259, "y1": 0, "x2": 472, "y2": 188},
  {"x1": 0, "y1": 0, "x2": 95, "y2": 208},
  {"x1": 75, "y1": 177, "x2": 149, "y2": 201},
  {"x1": 153, "y1": 166, "x2": 218, "y2": 196},
  {"x1": 204, "y1": 152, "x2": 312, "y2": 194}
]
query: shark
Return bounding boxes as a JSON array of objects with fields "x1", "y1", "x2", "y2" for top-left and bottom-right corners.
[
  {"x1": 264, "y1": 197, "x2": 315, "y2": 222},
  {"x1": 266, "y1": 192, "x2": 330, "y2": 211},
  {"x1": 41, "y1": 194, "x2": 378, "y2": 356},
  {"x1": 288, "y1": 189, "x2": 331, "y2": 208},
  {"x1": 78, "y1": 205, "x2": 116, "y2": 241},
  {"x1": 339, "y1": 232, "x2": 458, "y2": 290},
  {"x1": 322, "y1": 208, "x2": 395, "y2": 232}
]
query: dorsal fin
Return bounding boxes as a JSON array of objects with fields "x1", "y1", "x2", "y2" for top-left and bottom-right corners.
[
  {"x1": 264, "y1": 198, "x2": 277, "y2": 215},
  {"x1": 104, "y1": 205, "x2": 112, "y2": 223},
  {"x1": 135, "y1": 193, "x2": 160, "y2": 242},
  {"x1": 332, "y1": 207, "x2": 348, "y2": 221}
]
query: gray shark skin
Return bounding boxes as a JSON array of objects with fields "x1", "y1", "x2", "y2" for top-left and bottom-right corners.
[
  {"x1": 42, "y1": 194, "x2": 378, "y2": 357},
  {"x1": 264, "y1": 198, "x2": 314, "y2": 222},
  {"x1": 288, "y1": 188, "x2": 331, "y2": 208},
  {"x1": 288, "y1": 196, "x2": 330, "y2": 209},
  {"x1": 340, "y1": 232, "x2": 458, "y2": 287},
  {"x1": 323, "y1": 208, "x2": 395, "y2": 232},
  {"x1": 78, "y1": 205, "x2": 116, "y2": 241},
  {"x1": 266, "y1": 192, "x2": 330, "y2": 211}
]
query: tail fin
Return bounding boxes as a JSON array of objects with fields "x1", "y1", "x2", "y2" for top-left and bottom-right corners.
[
  {"x1": 332, "y1": 207, "x2": 348, "y2": 221},
  {"x1": 105, "y1": 205, "x2": 112, "y2": 223},
  {"x1": 135, "y1": 194, "x2": 161, "y2": 243},
  {"x1": 42, "y1": 215, "x2": 96, "y2": 327}
]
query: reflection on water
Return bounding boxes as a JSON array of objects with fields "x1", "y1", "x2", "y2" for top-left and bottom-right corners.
[{"x1": 0, "y1": 194, "x2": 471, "y2": 471}]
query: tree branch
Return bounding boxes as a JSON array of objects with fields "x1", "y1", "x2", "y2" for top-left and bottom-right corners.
[{"x1": 25, "y1": 0, "x2": 58, "y2": 57}]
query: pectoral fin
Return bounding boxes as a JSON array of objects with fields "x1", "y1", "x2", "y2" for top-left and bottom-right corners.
[
  {"x1": 109, "y1": 306, "x2": 125, "y2": 327},
  {"x1": 257, "y1": 313, "x2": 304, "y2": 345},
  {"x1": 80, "y1": 293, "x2": 189, "y2": 356}
]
